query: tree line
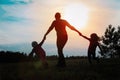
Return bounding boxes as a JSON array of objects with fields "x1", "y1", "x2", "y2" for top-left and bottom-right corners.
[{"x1": 0, "y1": 51, "x2": 32, "y2": 63}]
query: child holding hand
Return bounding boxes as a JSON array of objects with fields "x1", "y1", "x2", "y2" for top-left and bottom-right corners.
[
  {"x1": 80, "y1": 33, "x2": 103, "y2": 64},
  {"x1": 29, "y1": 37, "x2": 48, "y2": 68}
]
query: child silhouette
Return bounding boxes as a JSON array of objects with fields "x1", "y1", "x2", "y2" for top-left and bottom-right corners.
[
  {"x1": 29, "y1": 37, "x2": 48, "y2": 68},
  {"x1": 81, "y1": 33, "x2": 103, "y2": 64}
]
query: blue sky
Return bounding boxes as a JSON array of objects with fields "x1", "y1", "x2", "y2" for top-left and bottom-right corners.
[{"x1": 0, "y1": 0, "x2": 120, "y2": 56}]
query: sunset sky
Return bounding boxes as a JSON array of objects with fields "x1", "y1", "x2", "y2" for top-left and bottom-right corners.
[{"x1": 0, "y1": 0, "x2": 120, "y2": 56}]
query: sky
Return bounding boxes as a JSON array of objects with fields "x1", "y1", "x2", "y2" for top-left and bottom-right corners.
[{"x1": 0, "y1": 0, "x2": 120, "y2": 57}]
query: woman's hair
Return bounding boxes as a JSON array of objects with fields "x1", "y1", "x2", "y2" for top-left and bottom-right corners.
[{"x1": 90, "y1": 33, "x2": 100, "y2": 41}]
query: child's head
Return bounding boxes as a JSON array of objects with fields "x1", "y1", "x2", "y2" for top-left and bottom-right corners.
[
  {"x1": 90, "y1": 33, "x2": 99, "y2": 41},
  {"x1": 31, "y1": 41, "x2": 38, "y2": 47}
]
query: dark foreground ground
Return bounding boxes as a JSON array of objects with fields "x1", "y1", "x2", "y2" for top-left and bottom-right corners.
[{"x1": 0, "y1": 58, "x2": 120, "y2": 80}]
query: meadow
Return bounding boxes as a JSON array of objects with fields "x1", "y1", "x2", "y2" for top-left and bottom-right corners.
[{"x1": 0, "y1": 58, "x2": 120, "y2": 80}]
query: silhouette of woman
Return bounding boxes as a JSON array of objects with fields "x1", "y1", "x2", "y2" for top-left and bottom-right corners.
[{"x1": 44, "y1": 12, "x2": 81, "y2": 67}]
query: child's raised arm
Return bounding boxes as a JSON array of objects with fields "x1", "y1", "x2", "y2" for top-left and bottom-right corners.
[
  {"x1": 81, "y1": 34, "x2": 90, "y2": 41},
  {"x1": 39, "y1": 36, "x2": 46, "y2": 46}
]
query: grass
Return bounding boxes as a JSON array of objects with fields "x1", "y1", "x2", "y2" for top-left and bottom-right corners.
[{"x1": 0, "y1": 58, "x2": 120, "y2": 80}]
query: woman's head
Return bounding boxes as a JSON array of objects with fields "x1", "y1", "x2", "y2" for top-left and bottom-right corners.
[
  {"x1": 90, "y1": 33, "x2": 99, "y2": 41},
  {"x1": 55, "y1": 12, "x2": 61, "y2": 20},
  {"x1": 31, "y1": 41, "x2": 38, "y2": 47}
]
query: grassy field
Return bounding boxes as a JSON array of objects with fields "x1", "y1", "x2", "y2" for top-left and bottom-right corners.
[{"x1": 0, "y1": 58, "x2": 120, "y2": 80}]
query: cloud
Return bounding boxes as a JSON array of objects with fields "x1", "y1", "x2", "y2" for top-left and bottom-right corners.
[
  {"x1": 0, "y1": 0, "x2": 32, "y2": 23},
  {"x1": 67, "y1": 0, "x2": 120, "y2": 12},
  {"x1": 0, "y1": 0, "x2": 32, "y2": 5},
  {"x1": 0, "y1": 0, "x2": 34, "y2": 34},
  {"x1": 0, "y1": 7, "x2": 6, "y2": 16},
  {"x1": 0, "y1": 16, "x2": 28, "y2": 22}
]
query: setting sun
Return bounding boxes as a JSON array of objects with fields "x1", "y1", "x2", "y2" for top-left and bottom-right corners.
[{"x1": 63, "y1": 3, "x2": 89, "y2": 29}]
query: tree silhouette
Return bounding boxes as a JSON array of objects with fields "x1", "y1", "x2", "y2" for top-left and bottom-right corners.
[
  {"x1": 101, "y1": 25, "x2": 120, "y2": 58},
  {"x1": 114, "y1": 26, "x2": 120, "y2": 58},
  {"x1": 0, "y1": 51, "x2": 35, "y2": 63}
]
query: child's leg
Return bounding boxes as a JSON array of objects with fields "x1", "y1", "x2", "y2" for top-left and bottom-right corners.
[
  {"x1": 93, "y1": 53, "x2": 99, "y2": 63},
  {"x1": 40, "y1": 52, "x2": 48, "y2": 68},
  {"x1": 88, "y1": 53, "x2": 92, "y2": 64}
]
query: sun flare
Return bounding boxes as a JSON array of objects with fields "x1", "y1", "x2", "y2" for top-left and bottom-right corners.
[{"x1": 64, "y1": 3, "x2": 89, "y2": 29}]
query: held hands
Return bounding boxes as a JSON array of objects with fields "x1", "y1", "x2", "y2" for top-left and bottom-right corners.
[{"x1": 40, "y1": 35, "x2": 46, "y2": 45}]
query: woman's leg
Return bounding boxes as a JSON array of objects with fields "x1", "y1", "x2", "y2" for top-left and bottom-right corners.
[{"x1": 57, "y1": 35, "x2": 68, "y2": 67}]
